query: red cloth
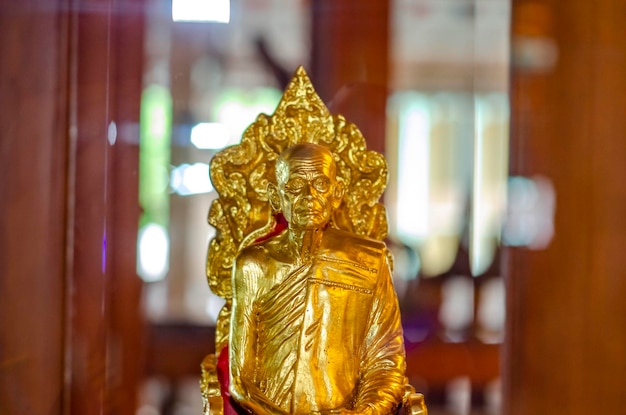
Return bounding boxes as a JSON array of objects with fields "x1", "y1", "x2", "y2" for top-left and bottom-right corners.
[
  {"x1": 254, "y1": 213, "x2": 288, "y2": 243},
  {"x1": 217, "y1": 346, "x2": 243, "y2": 415}
]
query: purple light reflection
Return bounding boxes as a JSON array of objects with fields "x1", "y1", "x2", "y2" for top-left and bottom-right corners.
[{"x1": 102, "y1": 229, "x2": 107, "y2": 274}]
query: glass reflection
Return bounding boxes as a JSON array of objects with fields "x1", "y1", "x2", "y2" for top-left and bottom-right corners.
[
  {"x1": 172, "y1": 0, "x2": 231, "y2": 23},
  {"x1": 136, "y1": 0, "x2": 511, "y2": 414}
]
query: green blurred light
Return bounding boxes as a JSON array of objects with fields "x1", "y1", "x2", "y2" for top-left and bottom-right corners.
[
  {"x1": 139, "y1": 84, "x2": 172, "y2": 228},
  {"x1": 137, "y1": 84, "x2": 172, "y2": 281}
]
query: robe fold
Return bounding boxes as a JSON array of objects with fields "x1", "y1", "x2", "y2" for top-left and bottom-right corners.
[{"x1": 230, "y1": 228, "x2": 406, "y2": 415}]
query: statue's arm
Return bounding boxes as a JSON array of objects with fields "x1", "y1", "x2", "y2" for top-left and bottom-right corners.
[
  {"x1": 229, "y1": 250, "x2": 287, "y2": 415},
  {"x1": 353, "y1": 254, "x2": 406, "y2": 415}
]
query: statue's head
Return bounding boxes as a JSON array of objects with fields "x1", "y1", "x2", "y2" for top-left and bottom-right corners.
[{"x1": 269, "y1": 143, "x2": 345, "y2": 230}]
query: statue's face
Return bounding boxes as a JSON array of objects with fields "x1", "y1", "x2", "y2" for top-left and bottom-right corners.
[{"x1": 276, "y1": 144, "x2": 342, "y2": 230}]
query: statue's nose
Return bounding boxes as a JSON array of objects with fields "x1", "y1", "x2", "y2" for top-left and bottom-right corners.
[{"x1": 302, "y1": 183, "x2": 315, "y2": 199}]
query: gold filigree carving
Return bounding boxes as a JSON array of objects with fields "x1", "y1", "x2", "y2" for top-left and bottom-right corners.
[{"x1": 206, "y1": 66, "x2": 388, "y2": 351}]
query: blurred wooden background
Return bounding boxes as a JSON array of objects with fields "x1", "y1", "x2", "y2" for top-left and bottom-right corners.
[{"x1": 1, "y1": 0, "x2": 626, "y2": 414}]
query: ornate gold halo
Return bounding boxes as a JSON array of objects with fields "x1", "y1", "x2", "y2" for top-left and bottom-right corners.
[{"x1": 206, "y1": 66, "x2": 388, "y2": 350}]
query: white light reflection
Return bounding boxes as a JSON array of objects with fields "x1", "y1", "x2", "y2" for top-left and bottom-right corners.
[
  {"x1": 447, "y1": 376, "x2": 471, "y2": 415},
  {"x1": 216, "y1": 101, "x2": 267, "y2": 147},
  {"x1": 439, "y1": 276, "x2": 474, "y2": 342},
  {"x1": 396, "y1": 95, "x2": 431, "y2": 244},
  {"x1": 205, "y1": 293, "x2": 226, "y2": 325},
  {"x1": 471, "y1": 94, "x2": 509, "y2": 276},
  {"x1": 212, "y1": 88, "x2": 282, "y2": 148},
  {"x1": 503, "y1": 175, "x2": 555, "y2": 249},
  {"x1": 137, "y1": 223, "x2": 169, "y2": 282},
  {"x1": 107, "y1": 121, "x2": 117, "y2": 145},
  {"x1": 172, "y1": 0, "x2": 230, "y2": 23},
  {"x1": 477, "y1": 278, "x2": 505, "y2": 344},
  {"x1": 191, "y1": 122, "x2": 230, "y2": 149},
  {"x1": 391, "y1": 92, "x2": 470, "y2": 277},
  {"x1": 170, "y1": 163, "x2": 213, "y2": 196}
]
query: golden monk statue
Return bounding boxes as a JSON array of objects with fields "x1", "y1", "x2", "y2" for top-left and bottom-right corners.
[
  {"x1": 230, "y1": 142, "x2": 405, "y2": 415},
  {"x1": 201, "y1": 67, "x2": 426, "y2": 415}
]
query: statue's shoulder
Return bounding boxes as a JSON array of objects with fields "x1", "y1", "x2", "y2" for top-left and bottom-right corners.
[
  {"x1": 322, "y1": 227, "x2": 387, "y2": 252},
  {"x1": 236, "y1": 231, "x2": 287, "y2": 266},
  {"x1": 235, "y1": 242, "x2": 270, "y2": 268},
  {"x1": 319, "y1": 228, "x2": 387, "y2": 274}
]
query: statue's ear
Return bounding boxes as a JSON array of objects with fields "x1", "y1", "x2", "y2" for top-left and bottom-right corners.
[
  {"x1": 332, "y1": 179, "x2": 345, "y2": 209},
  {"x1": 267, "y1": 183, "x2": 281, "y2": 212}
]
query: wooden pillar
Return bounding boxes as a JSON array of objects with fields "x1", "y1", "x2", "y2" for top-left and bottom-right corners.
[
  {"x1": 504, "y1": 1, "x2": 626, "y2": 414},
  {"x1": 67, "y1": 1, "x2": 146, "y2": 413},
  {"x1": 0, "y1": 2, "x2": 69, "y2": 413},
  {"x1": 310, "y1": 0, "x2": 389, "y2": 154},
  {"x1": 65, "y1": 2, "x2": 115, "y2": 412},
  {"x1": 0, "y1": 1, "x2": 145, "y2": 413},
  {"x1": 103, "y1": 1, "x2": 146, "y2": 413}
]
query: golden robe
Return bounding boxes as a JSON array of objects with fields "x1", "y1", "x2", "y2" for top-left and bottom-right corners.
[{"x1": 229, "y1": 228, "x2": 406, "y2": 415}]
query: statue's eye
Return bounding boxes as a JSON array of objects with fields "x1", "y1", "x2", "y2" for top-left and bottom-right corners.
[
  {"x1": 313, "y1": 176, "x2": 330, "y2": 193},
  {"x1": 285, "y1": 178, "x2": 306, "y2": 192}
]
